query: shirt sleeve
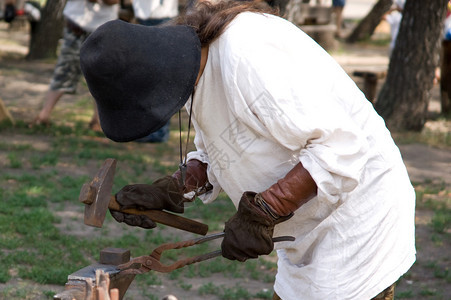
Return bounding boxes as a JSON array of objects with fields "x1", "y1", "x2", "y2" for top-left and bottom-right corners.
[
  {"x1": 186, "y1": 118, "x2": 223, "y2": 203},
  {"x1": 228, "y1": 45, "x2": 370, "y2": 204}
]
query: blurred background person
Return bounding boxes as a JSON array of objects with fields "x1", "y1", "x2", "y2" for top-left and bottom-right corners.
[
  {"x1": 383, "y1": 0, "x2": 405, "y2": 56},
  {"x1": 30, "y1": 0, "x2": 119, "y2": 130},
  {"x1": 332, "y1": 0, "x2": 345, "y2": 38}
]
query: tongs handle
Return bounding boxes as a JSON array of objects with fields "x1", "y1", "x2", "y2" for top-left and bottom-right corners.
[
  {"x1": 119, "y1": 233, "x2": 226, "y2": 274},
  {"x1": 161, "y1": 249, "x2": 223, "y2": 272},
  {"x1": 170, "y1": 234, "x2": 295, "y2": 269},
  {"x1": 118, "y1": 233, "x2": 295, "y2": 274},
  {"x1": 148, "y1": 233, "x2": 295, "y2": 272},
  {"x1": 151, "y1": 232, "x2": 226, "y2": 258},
  {"x1": 151, "y1": 232, "x2": 294, "y2": 257}
]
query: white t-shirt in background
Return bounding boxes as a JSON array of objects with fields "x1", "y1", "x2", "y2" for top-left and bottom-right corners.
[
  {"x1": 132, "y1": 0, "x2": 178, "y2": 20},
  {"x1": 63, "y1": 0, "x2": 119, "y2": 33}
]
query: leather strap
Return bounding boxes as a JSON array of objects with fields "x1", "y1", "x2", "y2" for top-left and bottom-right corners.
[{"x1": 178, "y1": 91, "x2": 195, "y2": 187}]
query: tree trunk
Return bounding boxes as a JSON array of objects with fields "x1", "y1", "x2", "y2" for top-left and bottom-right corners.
[
  {"x1": 375, "y1": 0, "x2": 448, "y2": 131},
  {"x1": 27, "y1": 0, "x2": 67, "y2": 60},
  {"x1": 440, "y1": 40, "x2": 451, "y2": 114},
  {"x1": 346, "y1": 0, "x2": 392, "y2": 43}
]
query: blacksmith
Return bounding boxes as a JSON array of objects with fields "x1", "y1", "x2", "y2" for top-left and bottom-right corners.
[{"x1": 80, "y1": 1, "x2": 416, "y2": 299}]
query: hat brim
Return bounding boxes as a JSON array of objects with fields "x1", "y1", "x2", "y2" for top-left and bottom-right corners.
[{"x1": 80, "y1": 20, "x2": 201, "y2": 142}]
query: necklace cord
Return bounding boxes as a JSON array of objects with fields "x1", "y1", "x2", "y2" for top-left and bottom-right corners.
[{"x1": 178, "y1": 91, "x2": 195, "y2": 186}]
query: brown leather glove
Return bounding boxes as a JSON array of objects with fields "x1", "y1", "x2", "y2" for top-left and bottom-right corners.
[
  {"x1": 115, "y1": 176, "x2": 185, "y2": 212},
  {"x1": 260, "y1": 162, "x2": 317, "y2": 217},
  {"x1": 111, "y1": 159, "x2": 211, "y2": 228},
  {"x1": 172, "y1": 159, "x2": 212, "y2": 197},
  {"x1": 221, "y1": 162, "x2": 317, "y2": 261}
]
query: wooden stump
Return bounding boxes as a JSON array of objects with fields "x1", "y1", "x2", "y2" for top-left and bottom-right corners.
[
  {"x1": 300, "y1": 24, "x2": 337, "y2": 51},
  {"x1": 353, "y1": 70, "x2": 387, "y2": 104}
]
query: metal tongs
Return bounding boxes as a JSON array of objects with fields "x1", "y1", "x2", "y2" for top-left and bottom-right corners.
[{"x1": 118, "y1": 232, "x2": 294, "y2": 275}]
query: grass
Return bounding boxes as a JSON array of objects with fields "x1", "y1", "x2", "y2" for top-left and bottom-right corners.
[
  {"x1": 414, "y1": 180, "x2": 451, "y2": 235},
  {"x1": 392, "y1": 129, "x2": 451, "y2": 148},
  {"x1": 1, "y1": 118, "x2": 450, "y2": 299},
  {"x1": 1, "y1": 115, "x2": 450, "y2": 299},
  {"x1": 0, "y1": 116, "x2": 279, "y2": 299}
]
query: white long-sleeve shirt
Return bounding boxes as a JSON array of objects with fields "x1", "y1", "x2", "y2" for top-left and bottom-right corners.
[{"x1": 187, "y1": 12, "x2": 416, "y2": 300}]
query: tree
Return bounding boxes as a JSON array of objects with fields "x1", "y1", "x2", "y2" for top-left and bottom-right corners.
[
  {"x1": 27, "y1": 0, "x2": 66, "y2": 60},
  {"x1": 375, "y1": 0, "x2": 449, "y2": 131},
  {"x1": 346, "y1": 0, "x2": 392, "y2": 43}
]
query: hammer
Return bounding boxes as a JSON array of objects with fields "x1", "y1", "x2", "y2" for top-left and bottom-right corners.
[{"x1": 79, "y1": 158, "x2": 208, "y2": 235}]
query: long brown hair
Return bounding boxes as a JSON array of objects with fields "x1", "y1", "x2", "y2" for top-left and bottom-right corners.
[{"x1": 177, "y1": 0, "x2": 278, "y2": 47}]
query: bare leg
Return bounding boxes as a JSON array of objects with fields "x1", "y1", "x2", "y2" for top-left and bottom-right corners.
[
  {"x1": 89, "y1": 101, "x2": 102, "y2": 132},
  {"x1": 32, "y1": 89, "x2": 64, "y2": 125},
  {"x1": 334, "y1": 6, "x2": 344, "y2": 38}
]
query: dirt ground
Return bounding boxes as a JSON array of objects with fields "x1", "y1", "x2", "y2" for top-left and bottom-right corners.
[{"x1": 0, "y1": 20, "x2": 450, "y2": 300}]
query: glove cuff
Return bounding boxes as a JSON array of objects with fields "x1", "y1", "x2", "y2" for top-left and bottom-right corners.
[
  {"x1": 254, "y1": 193, "x2": 293, "y2": 224},
  {"x1": 254, "y1": 193, "x2": 281, "y2": 220},
  {"x1": 239, "y1": 192, "x2": 292, "y2": 226},
  {"x1": 260, "y1": 162, "x2": 317, "y2": 216},
  {"x1": 172, "y1": 159, "x2": 212, "y2": 200}
]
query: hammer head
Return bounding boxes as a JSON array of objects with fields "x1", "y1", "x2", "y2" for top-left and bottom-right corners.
[{"x1": 79, "y1": 158, "x2": 117, "y2": 227}]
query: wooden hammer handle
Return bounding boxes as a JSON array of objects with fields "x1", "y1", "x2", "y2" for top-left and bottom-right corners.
[{"x1": 108, "y1": 195, "x2": 208, "y2": 236}]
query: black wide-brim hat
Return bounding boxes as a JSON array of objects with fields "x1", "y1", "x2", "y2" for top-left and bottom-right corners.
[{"x1": 80, "y1": 20, "x2": 201, "y2": 142}]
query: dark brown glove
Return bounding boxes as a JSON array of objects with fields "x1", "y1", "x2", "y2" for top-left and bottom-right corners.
[
  {"x1": 221, "y1": 192, "x2": 291, "y2": 262},
  {"x1": 115, "y1": 176, "x2": 186, "y2": 212},
  {"x1": 109, "y1": 211, "x2": 158, "y2": 229},
  {"x1": 221, "y1": 162, "x2": 317, "y2": 261},
  {"x1": 111, "y1": 159, "x2": 211, "y2": 229},
  {"x1": 110, "y1": 176, "x2": 185, "y2": 228}
]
